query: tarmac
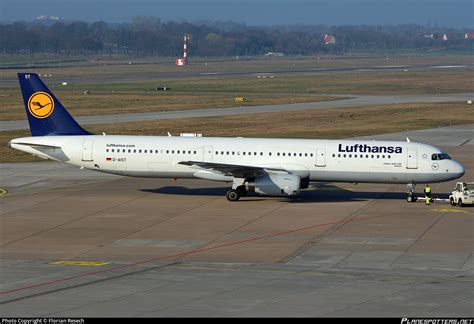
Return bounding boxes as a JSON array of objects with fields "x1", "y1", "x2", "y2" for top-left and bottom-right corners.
[{"x1": 0, "y1": 124, "x2": 473, "y2": 317}]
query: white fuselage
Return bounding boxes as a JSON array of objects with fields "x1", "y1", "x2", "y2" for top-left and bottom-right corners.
[{"x1": 10, "y1": 135, "x2": 465, "y2": 184}]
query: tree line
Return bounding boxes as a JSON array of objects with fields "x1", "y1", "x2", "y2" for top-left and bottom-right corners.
[{"x1": 0, "y1": 16, "x2": 472, "y2": 57}]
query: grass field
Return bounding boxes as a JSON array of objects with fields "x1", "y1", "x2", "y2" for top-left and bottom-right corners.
[
  {"x1": 1, "y1": 67, "x2": 472, "y2": 120},
  {"x1": 0, "y1": 88, "x2": 339, "y2": 120},
  {"x1": 3, "y1": 101, "x2": 473, "y2": 163}
]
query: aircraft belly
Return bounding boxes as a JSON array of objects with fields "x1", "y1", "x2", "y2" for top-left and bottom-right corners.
[{"x1": 310, "y1": 170, "x2": 454, "y2": 184}]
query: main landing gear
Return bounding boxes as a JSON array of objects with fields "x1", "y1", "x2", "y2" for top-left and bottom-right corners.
[
  {"x1": 226, "y1": 185, "x2": 247, "y2": 202},
  {"x1": 406, "y1": 183, "x2": 416, "y2": 203},
  {"x1": 226, "y1": 179, "x2": 248, "y2": 201}
]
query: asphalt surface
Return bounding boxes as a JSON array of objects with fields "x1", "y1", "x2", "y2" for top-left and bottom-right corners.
[
  {"x1": 1, "y1": 93, "x2": 473, "y2": 132},
  {"x1": 0, "y1": 124, "x2": 473, "y2": 317}
]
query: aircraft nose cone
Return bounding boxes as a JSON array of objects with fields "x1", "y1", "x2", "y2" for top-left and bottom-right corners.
[{"x1": 454, "y1": 161, "x2": 465, "y2": 178}]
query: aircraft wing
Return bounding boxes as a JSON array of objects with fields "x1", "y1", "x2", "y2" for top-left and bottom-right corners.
[{"x1": 178, "y1": 161, "x2": 288, "y2": 178}]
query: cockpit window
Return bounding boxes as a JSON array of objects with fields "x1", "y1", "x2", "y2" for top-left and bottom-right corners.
[{"x1": 431, "y1": 153, "x2": 452, "y2": 160}]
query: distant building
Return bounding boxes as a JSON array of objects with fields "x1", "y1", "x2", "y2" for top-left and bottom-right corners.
[
  {"x1": 442, "y1": 33, "x2": 448, "y2": 41},
  {"x1": 36, "y1": 15, "x2": 60, "y2": 21},
  {"x1": 465, "y1": 32, "x2": 474, "y2": 40},
  {"x1": 265, "y1": 52, "x2": 285, "y2": 57},
  {"x1": 423, "y1": 33, "x2": 435, "y2": 39},
  {"x1": 324, "y1": 34, "x2": 336, "y2": 45}
]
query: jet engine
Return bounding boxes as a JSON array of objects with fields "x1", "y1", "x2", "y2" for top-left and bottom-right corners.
[{"x1": 246, "y1": 173, "x2": 301, "y2": 196}]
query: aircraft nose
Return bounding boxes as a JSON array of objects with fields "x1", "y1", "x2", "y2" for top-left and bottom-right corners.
[{"x1": 453, "y1": 161, "x2": 465, "y2": 178}]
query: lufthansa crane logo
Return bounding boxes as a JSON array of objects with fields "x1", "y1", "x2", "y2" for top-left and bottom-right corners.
[{"x1": 28, "y1": 92, "x2": 54, "y2": 119}]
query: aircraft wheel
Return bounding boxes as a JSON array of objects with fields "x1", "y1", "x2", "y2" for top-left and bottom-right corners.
[
  {"x1": 450, "y1": 198, "x2": 456, "y2": 206},
  {"x1": 406, "y1": 195, "x2": 415, "y2": 203},
  {"x1": 458, "y1": 199, "x2": 464, "y2": 207},
  {"x1": 226, "y1": 189, "x2": 241, "y2": 202}
]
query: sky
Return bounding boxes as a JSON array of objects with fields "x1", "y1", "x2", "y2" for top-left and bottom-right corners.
[{"x1": 0, "y1": 0, "x2": 472, "y2": 28}]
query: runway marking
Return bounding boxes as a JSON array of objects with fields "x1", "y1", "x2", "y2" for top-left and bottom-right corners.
[
  {"x1": 0, "y1": 188, "x2": 8, "y2": 196},
  {"x1": 431, "y1": 208, "x2": 473, "y2": 214},
  {"x1": 0, "y1": 212, "x2": 398, "y2": 297},
  {"x1": 49, "y1": 261, "x2": 110, "y2": 267}
]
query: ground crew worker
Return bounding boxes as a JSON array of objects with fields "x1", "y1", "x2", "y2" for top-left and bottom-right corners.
[{"x1": 424, "y1": 185, "x2": 432, "y2": 205}]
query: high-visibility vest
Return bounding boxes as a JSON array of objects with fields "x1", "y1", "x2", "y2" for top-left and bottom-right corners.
[{"x1": 425, "y1": 187, "x2": 431, "y2": 194}]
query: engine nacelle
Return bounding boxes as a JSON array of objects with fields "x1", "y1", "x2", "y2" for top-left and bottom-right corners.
[{"x1": 246, "y1": 174, "x2": 301, "y2": 196}]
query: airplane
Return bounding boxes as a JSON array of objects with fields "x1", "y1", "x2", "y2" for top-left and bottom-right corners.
[{"x1": 9, "y1": 73, "x2": 465, "y2": 201}]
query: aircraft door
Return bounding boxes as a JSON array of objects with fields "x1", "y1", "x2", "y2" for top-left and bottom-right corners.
[
  {"x1": 315, "y1": 148, "x2": 326, "y2": 167},
  {"x1": 406, "y1": 147, "x2": 418, "y2": 169},
  {"x1": 81, "y1": 139, "x2": 94, "y2": 161}
]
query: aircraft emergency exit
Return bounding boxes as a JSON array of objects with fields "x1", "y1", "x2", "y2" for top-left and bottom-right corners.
[{"x1": 9, "y1": 73, "x2": 465, "y2": 201}]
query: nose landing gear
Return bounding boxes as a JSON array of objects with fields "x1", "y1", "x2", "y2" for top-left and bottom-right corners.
[{"x1": 406, "y1": 183, "x2": 417, "y2": 202}]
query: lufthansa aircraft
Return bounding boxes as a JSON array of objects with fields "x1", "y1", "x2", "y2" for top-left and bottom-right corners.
[{"x1": 10, "y1": 73, "x2": 465, "y2": 201}]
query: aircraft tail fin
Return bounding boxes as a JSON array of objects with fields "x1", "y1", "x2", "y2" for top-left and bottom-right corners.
[{"x1": 18, "y1": 73, "x2": 91, "y2": 136}]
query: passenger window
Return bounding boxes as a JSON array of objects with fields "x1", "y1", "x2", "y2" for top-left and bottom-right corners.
[
  {"x1": 128, "y1": 149, "x2": 131, "y2": 153},
  {"x1": 283, "y1": 153, "x2": 286, "y2": 156},
  {"x1": 332, "y1": 154, "x2": 335, "y2": 157},
  {"x1": 106, "y1": 149, "x2": 109, "y2": 152},
  {"x1": 349, "y1": 154, "x2": 352, "y2": 158},
  {"x1": 310, "y1": 153, "x2": 313, "y2": 157},
  {"x1": 269, "y1": 152, "x2": 272, "y2": 156},
  {"x1": 260, "y1": 152, "x2": 263, "y2": 156},
  {"x1": 112, "y1": 149, "x2": 115, "y2": 152},
  {"x1": 277, "y1": 153, "x2": 280, "y2": 156},
  {"x1": 134, "y1": 149, "x2": 136, "y2": 153},
  {"x1": 194, "y1": 151, "x2": 197, "y2": 154}
]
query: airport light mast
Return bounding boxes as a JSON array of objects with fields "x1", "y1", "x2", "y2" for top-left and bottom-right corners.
[{"x1": 176, "y1": 34, "x2": 190, "y2": 66}]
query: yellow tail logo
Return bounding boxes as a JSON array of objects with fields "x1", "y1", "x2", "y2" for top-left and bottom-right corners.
[{"x1": 28, "y1": 92, "x2": 54, "y2": 119}]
